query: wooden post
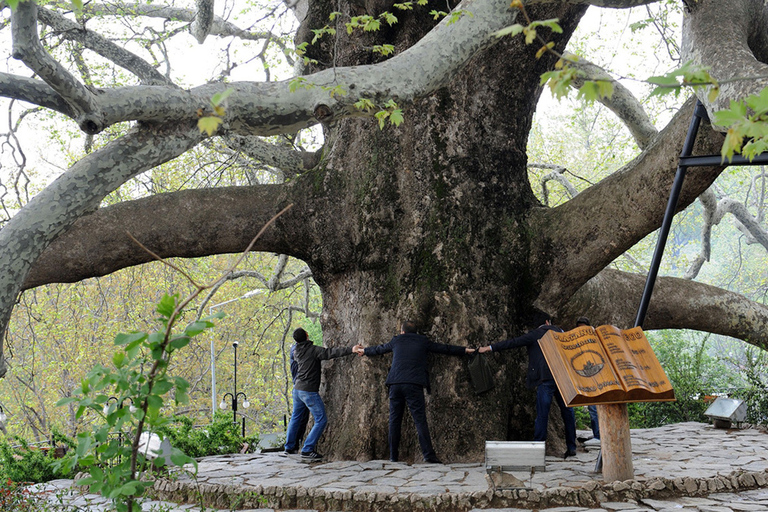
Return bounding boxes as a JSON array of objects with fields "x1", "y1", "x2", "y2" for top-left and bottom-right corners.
[{"x1": 597, "y1": 403, "x2": 633, "y2": 482}]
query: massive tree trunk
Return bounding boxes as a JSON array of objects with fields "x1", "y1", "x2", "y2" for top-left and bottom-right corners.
[{"x1": 291, "y1": 2, "x2": 590, "y2": 461}]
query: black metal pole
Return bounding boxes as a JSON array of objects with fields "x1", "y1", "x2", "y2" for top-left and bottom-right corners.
[
  {"x1": 634, "y1": 101, "x2": 707, "y2": 328},
  {"x1": 233, "y1": 341, "x2": 238, "y2": 426}
]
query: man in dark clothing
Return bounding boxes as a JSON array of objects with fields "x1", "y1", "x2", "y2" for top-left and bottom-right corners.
[
  {"x1": 479, "y1": 312, "x2": 578, "y2": 458},
  {"x1": 354, "y1": 321, "x2": 474, "y2": 463},
  {"x1": 284, "y1": 328, "x2": 360, "y2": 460}
]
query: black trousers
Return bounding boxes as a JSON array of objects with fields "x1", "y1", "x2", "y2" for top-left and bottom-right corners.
[{"x1": 388, "y1": 383, "x2": 436, "y2": 462}]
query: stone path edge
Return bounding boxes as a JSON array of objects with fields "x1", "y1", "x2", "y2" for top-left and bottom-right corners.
[{"x1": 148, "y1": 467, "x2": 768, "y2": 511}]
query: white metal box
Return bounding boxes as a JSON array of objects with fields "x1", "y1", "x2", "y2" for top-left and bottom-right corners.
[{"x1": 484, "y1": 440, "x2": 546, "y2": 471}]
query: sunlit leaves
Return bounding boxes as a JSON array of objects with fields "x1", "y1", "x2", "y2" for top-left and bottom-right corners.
[
  {"x1": 540, "y1": 66, "x2": 578, "y2": 100},
  {"x1": 355, "y1": 98, "x2": 403, "y2": 129},
  {"x1": 576, "y1": 79, "x2": 614, "y2": 103},
  {"x1": 648, "y1": 60, "x2": 717, "y2": 98},
  {"x1": 198, "y1": 88, "x2": 234, "y2": 136},
  {"x1": 494, "y1": 18, "x2": 562, "y2": 46},
  {"x1": 373, "y1": 44, "x2": 396, "y2": 56},
  {"x1": 713, "y1": 89, "x2": 768, "y2": 162}
]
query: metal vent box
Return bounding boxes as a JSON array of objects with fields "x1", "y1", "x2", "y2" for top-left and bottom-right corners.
[{"x1": 485, "y1": 441, "x2": 546, "y2": 471}]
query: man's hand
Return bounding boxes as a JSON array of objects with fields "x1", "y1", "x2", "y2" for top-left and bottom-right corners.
[
  {"x1": 465, "y1": 347, "x2": 476, "y2": 354},
  {"x1": 353, "y1": 344, "x2": 365, "y2": 356},
  {"x1": 478, "y1": 346, "x2": 492, "y2": 354}
]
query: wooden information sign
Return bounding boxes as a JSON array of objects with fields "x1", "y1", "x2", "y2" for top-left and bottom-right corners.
[{"x1": 538, "y1": 325, "x2": 675, "y2": 407}]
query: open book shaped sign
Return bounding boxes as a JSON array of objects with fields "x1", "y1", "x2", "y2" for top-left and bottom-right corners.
[{"x1": 539, "y1": 325, "x2": 676, "y2": 406}]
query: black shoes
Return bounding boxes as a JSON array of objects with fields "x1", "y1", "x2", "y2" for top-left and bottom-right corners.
[
  {"x1": 284, "y1": 449, "x2": 298, "y2": 455},
  {"x1": 424, "y1": 457, "x2": 442, "y2": 464},
  {"x1": 301, "y1": 450, "x2": 323, "y2": 460},
  {"x1": 563, "y1": 449, "x2": 577, "y2": 459}
]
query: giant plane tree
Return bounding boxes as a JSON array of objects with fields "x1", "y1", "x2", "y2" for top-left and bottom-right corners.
[{"x1": 1, "y1": 0, "x2": 768, "y2": 462}]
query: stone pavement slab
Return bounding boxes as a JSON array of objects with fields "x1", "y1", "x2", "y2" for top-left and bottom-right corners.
[{"x1": 29, "y1": 422, "x2": 768, "y2": 511}]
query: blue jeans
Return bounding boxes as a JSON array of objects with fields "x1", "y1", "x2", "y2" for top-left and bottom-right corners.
[
  {"x1": 284, "y1": 389, "x2": 327, "y2": 453},
  {"x1": 588, "y1": 405, "x2": 600, "y2": 439},
  {"x1": 534, "y1": 380, "x2": 577, "y2": 452}
]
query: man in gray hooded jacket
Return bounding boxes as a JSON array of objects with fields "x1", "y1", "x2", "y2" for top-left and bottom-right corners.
[{"x1": 284, "y1": 328, "x2": 360, "y2": 460}]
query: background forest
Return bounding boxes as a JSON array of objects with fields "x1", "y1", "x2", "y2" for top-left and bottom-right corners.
[{"x1": 1, "y1": 2, "x2": 767, "y2": 450}]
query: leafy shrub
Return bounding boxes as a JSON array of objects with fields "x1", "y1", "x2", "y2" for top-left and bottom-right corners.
[
  {"x1": 627, "y1": 330, "x2": 739, "y2": 428},
  {"x1": 727, "y1": 346, "x2": 768, "y2": 425},
  {"x1": 156, "y1": 412, "x2": 259, "y2": 458},
  {"x1": 0, "y1": 434, "x2": 75, "y2": 484},
  {"x1": 0, "y1": 478, "x2": 48, "y2": 511}
]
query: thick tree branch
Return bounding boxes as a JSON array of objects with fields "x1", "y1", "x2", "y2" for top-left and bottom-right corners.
[
  {"x1": 0, "y1": 122, "x2": 202, "y2": 378},
  {"x1": 532, "y1": 96, "x2": 726, "y2": 311},
  {"x1": 11, "y1": 1, "x2": 103, "y2": 133},
  {"x1": 21, "y1": 184, "x2": 314, "y2": 290},
  {"x1": 566, "y1": 51, "x2": 658, "y2": 149},
  {"x1": 558, "y1": 268, "x2": 768, "y2": 349},
  {"x1": 682, "y1": 0, "x2": 768, "y2": 128},
  {"x1": 684, "y1": 187, "x2": 768, "y2": 279},
  {"x1": 526, "y1": 0, "x2": 660, "y2": 6},
  {"x1": 36, "y1": 6, "x2": 173, "y2": 86},
  {"x1": 529, "y1": 163, "x2": 577, "y2": 205},
  {"x1": 0, "y1": 72, "x2": 73, "y2": 116},
  {"x1": 4, "y1": 0, "x2": 525, "y2": 136},
  {"x1": 191, "y1": 0, "x2": 215, "y2": 44},
  {"x1": 82, "y1": 2, "x2": 294, "y2": 65},
  {"x1": 225, "y1": 135, "x2": 320, "y2": 178}
]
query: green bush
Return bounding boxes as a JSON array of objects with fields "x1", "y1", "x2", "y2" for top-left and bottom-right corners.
[
  {"x1": 0, "y1": 478, "x2": 49, "y2": 511},
  {"x1": 728, "y1": 346, "x2": 768, "y2": 425},
  {"x1": 0, "y1": 434, "x2": 75, "y2": 484},
  {"x1": 156, "y1": 412, "x2": 259, "y2": 458},
  {"x1": 627, "y1": 330, "x2": 739, "y2": 428}
]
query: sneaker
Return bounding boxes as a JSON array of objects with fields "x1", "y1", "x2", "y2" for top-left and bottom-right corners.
[
  {"x1": 563, "y1": 449, "x2": 577, "y2": 459},
  {"x1": 424, "y1": 457, "x2": 442, "y2": 464},
  {"x1": 301, "y1": 450, "x2": 323, "y2": 460},
  {"x1": 284, "y1": 449, "x2": 298, "y2": 455}
]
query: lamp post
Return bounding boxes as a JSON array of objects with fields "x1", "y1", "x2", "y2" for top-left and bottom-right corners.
[
  {"x1": 208, "y1": 289, "x2": 262, "y2": 420},
  {"x1": 219, "y1": 341, "x2": 250, "y2": 436}
]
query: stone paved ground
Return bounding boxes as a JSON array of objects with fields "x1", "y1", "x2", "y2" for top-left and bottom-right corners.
[{"x1": 29, "y1": 422, "x2": 768, "y2": 511}]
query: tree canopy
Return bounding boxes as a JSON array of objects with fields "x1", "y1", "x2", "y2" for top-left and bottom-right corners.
[{"x1": 2, "y1": 0, "x2": 768, "y2": 460}]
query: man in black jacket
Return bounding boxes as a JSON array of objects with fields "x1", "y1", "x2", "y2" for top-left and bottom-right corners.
[
  {"x1": 284, "y1": 328, "x2": 360, "y2": 460},
  {"x1": 354, "y1": 321, "x2": 474, "y2": 463},
  {"x1": 479, "y1": 311, "x2": 577, "y2": 458}
]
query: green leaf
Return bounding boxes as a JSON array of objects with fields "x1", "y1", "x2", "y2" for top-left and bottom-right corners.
[
  {"x1": 184, "y1": 320, "x2": 212, "y2": 337},
  {"x1": 375, "y1": 110, "x2": 389, "y2": 130},
  {"x1": 389, "y1": 109, "x2": 404, "y2": 127},
  {"x1": 354, "y1": 98, "x2": 376, "y2": 112},
  {"x1": 576, "y1": 81, "x2": 600, "y2": 102},
  {"x1": 382, "y1": 12, "x2": 397, "y2": 25},
  {"x1": 157, "y1": 294, "x2": 178, "y2": 318},
  {"x1": 171, "y1": 450, "x2": 195, "y2": 467},
  {"x1": 152, "y1": 380, "x2": 174, "y2": 395},
  {"x1": 210, "y1": 89, "x2": 234, "y2": 107},
  {"x1": 198, "y1": 116, "x2": 223, "y2": 136},
  {"x1": 115, "y1": 332, "x2": 147, "y2": 346},
  {"x1": 113, "y1": 351, "x2": 126, "y2": 368},
  {"x1": 494, "y1": 24, "x2": 524, "y2": 38},
  {"x1": 523, "y1": 27, "x2": 537, "y2": 45}
]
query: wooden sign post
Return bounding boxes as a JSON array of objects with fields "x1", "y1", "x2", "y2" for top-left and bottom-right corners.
[
  {"x1": 597, "y1": 403, "x2": 633, "y2": 482},
  {"x1": 538, "y1": 325, "x2": 675, "y2": 482}
]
